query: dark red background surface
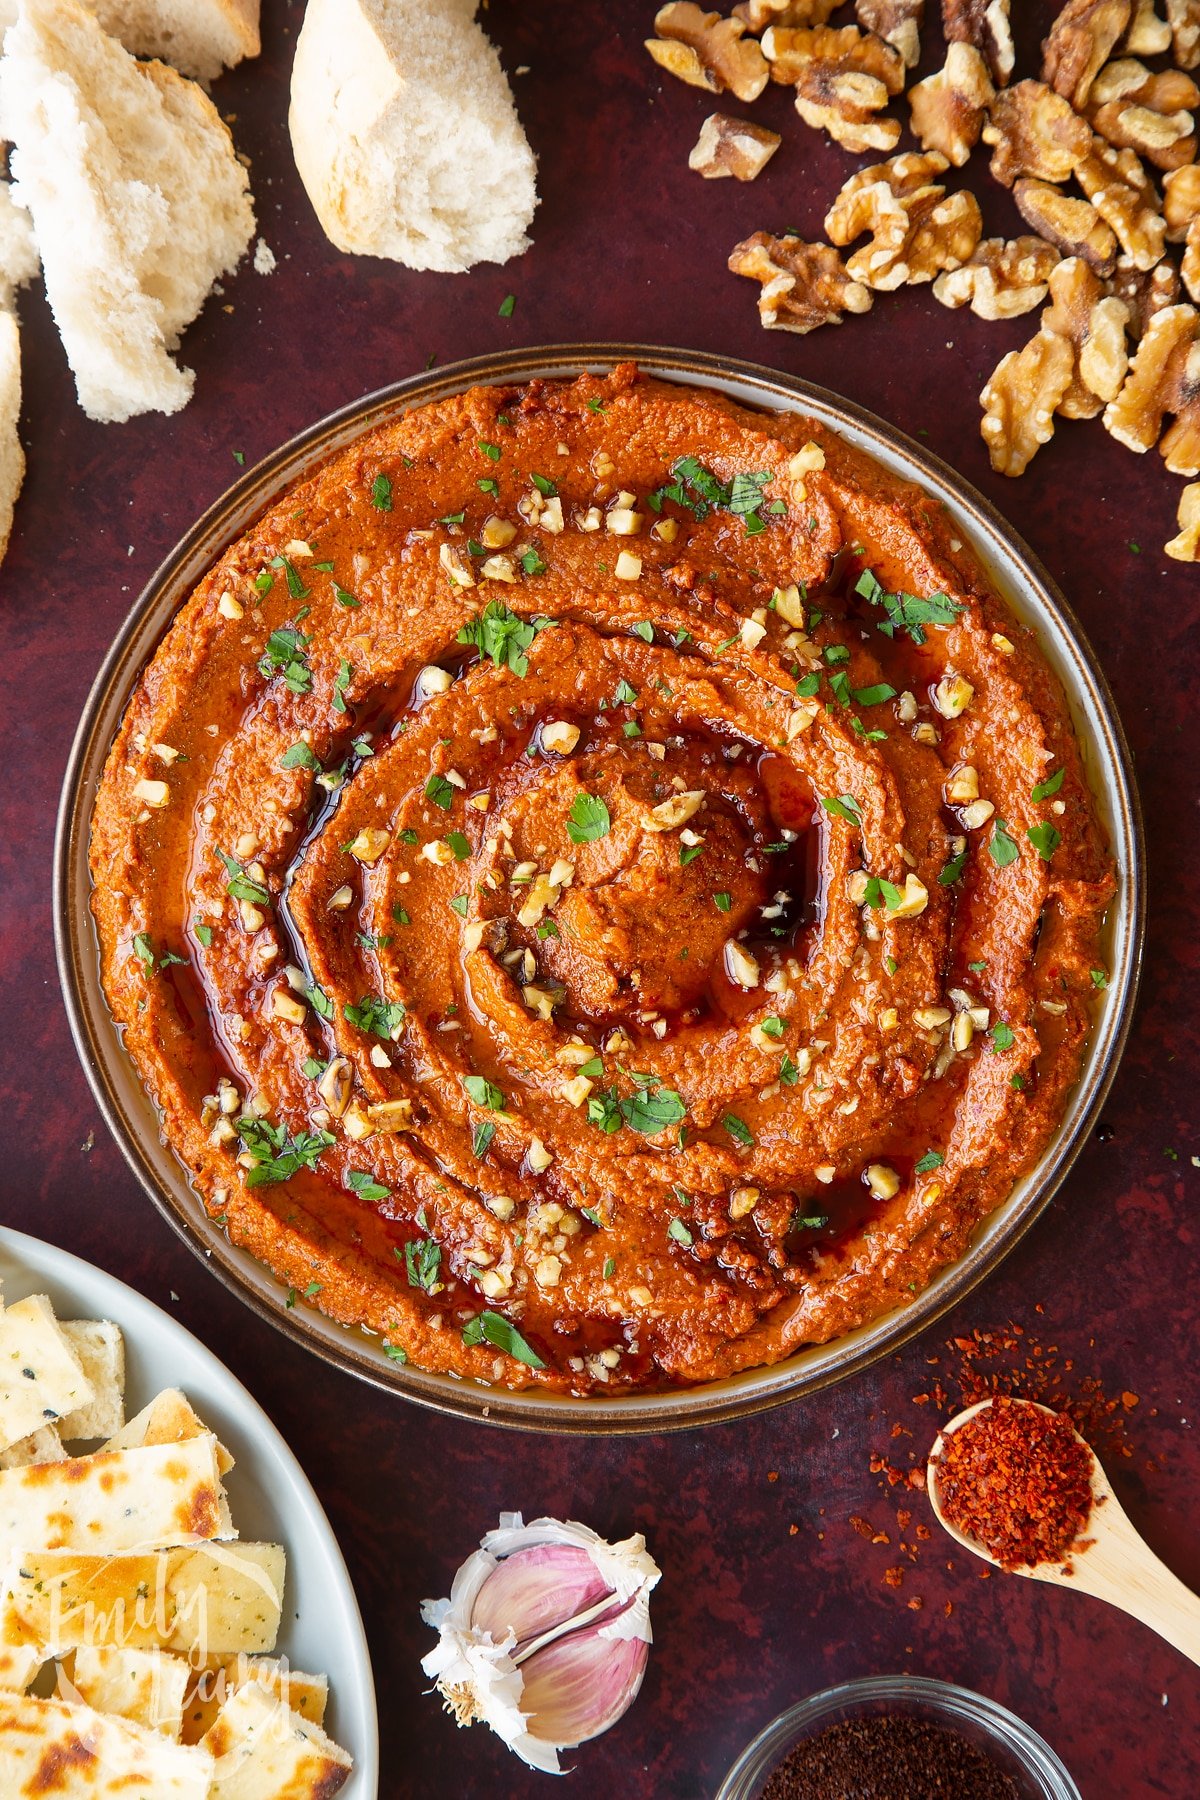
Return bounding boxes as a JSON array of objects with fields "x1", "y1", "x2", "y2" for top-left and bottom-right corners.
[{"x1": 2, "y1": 2, "x2": 1197, "y2": 1794}]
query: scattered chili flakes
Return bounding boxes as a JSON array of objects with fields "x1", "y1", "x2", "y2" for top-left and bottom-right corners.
[{"x1": 932, "y1": 1396, "x2": 1096, "y2": 1571}]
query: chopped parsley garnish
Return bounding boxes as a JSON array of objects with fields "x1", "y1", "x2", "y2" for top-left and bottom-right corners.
[
  {"x1": 457, "y1": 599, "x2": 552, "y2": 675},
  {"x1": 332, "y1": 582, "x2": 359, "y2": 609},
  {"x1": 472, "y1": 1120, "x2": 496, "y2": 1159},
  {"x1": 567, "y1": 792, "x2": 611, "y2": 843},
  {"x1": 356, "y1": 932, "x2": 392, "y2": 951},
  {"x1": 1026, "y1": 822, "x2": 1061, "y2": 862},
  {"x1": 236, "y1": 1118, "x2": 334, "y2": 1188},
  {"x1": 614, "y1": 678, "x2": 638, "y2": 705},
  {"x1": 269, "y1": 555, "x2": 311, "y2": 601},
  {"x1": 232, "y1": 450, "x2": 245, "y2": 465},
  {"x1": 603, "y1": 1256, "x2": 616, "y2": 1279},
  {"x1": 530, "y1": 472, "x2": 558, "y2": 497},
  {"x1": 347, "y1": 1168, "x2": 390, "y2": 1201},
  {"x1": 987, "y1": 820, "x2": 1020, "y2": 867},
  {"x1": 448, "y1": 894, "x2": 469, "y2": 917},
  {"x1": 679, "y1": 842, "x2": 705, "y2": 866},
  {"x1": 914, "y1": 1151, "x2": 945, "y2": 1174},
  {"x1": 217, "y1": 849, "x2": 270, "y2": 907},
  {"x1": 536, "y1": 920, "x2": 560, "y2": 940},
  {"x1": 587, "y1": 397, "x2": 605, "y2": 414},
  {"x1": 658, "y1": 456, "x2": 773, "y2": 534},
  {"x1": 863, "y1": 876, "x2": 903, "y2": 910},
  {"x1": 445, "y1": 831, "x2": 471, "y2": 860},
  {"x1": 332, "y1": 659, "x2": 352, "y2": 714},
  {"x1": 194, "y1": 921, "x2": 213, "y2": 948},
  {"x1": 939, "y1": 849, "x2": 968, "y2": 886},
  {"x1": 405, "y1": 1238, "x2": 441, "y2": 1292},
  {"x1": 132, "y1": 933, "x2": 155, "y2": 970},
  {"x1": 1032, "y1": 767, "x2": 1065, "y2": 801},
  {"x1": 280, "y1": 741, "x2": 321, "y2": 771},
  {"x1": 793, "y1": 1213, "x2": 829, "y2": 1232},
  {"x1": 438, "y1": 509, "x2": 466, "y2": 526},
  {"x1": 587, "y1": 1089, "x2": 623, "y2": 1134},
  {"x1": 713, "y1": 891, "x2": 733, "y2": 912},
  {"x1": 343, "y1": 994, "x2": 405, "y2": 1038},
  {"x1": 478, "y1": 476, "x2": 499, "y2": 495},
  {"x1": 425, "y1": 773, "x2": 455, "y2": 810},
  {"x1": 258, "y1": 625, "x2": 312, "y2": 694},
  {"x1": 990, "y1": 1021, "x2": 1015, "y2": 1053},
  {"x1": 463, "y1": 1074, "x2": 505, "y2": 1110},
  {"x1": 462, "y1": 1311, "x2": 545, "y2": 1368},
  {"x1": 305, "y1": 982, "x2": 334, "y2": 1020},
  {"x1": 384, "y1": 1344, "x2": 408, "y2": 1363},
  {"x1": 302, "y1": 1057, "x2": 327, "y2": 1079},
  {"x1": 370, "y1": 473, "x2": 393, "y2": 510},
  {"x1": 668, "y1": 1216, "x2": 694, "y2": 1247},
  {"x1": 819, "y1": 792, "x2": 863, "y2": 827},
  {"x1": 852, "y1": 682, "x2": 897, "y2": 707},
  {"x1": 520, "y1": 548, "x2": 547, "y2": 576},
  {"x1": 621, "y1": 1085, "x2": 686, "y2": 1134},
  {"x1": 795, "y1": 672, "x2": 821, "y2": 698},
  {"x1": 855, "y1": 568, "x2": 963, "y2": 646},
  {"x1": 479, "y1": 441, "x2": 501, "y2": 461},
  {"x1": 723, "y1": 1112, "x2": 754, "y2": 1147},
  {"x1": 392, "y1": 906, "x2": 411, "y2": 927},
  {"x1": 779, "y1": 1052, "x2": 800, "y2": 1085},
  {"x1": 499, "y1": 294, "x2": 516, "y2": 317},
  {"x1": 1090, "y1": 968, "x2": 1108, "y2": 990}
]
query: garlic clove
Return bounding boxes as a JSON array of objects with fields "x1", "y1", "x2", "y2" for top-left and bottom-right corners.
[
  {"x1": 518, "y1": 1605, "x2": 650, "y2": 1750},
  {"x1": 472, "y1": 1543, "x2": 612, "y2": 1652},
  {"x1": 420, "y1": 1512, "x2": 660, "y2": 1773}
]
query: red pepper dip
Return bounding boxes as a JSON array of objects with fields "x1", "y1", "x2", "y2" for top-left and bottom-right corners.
[
  {"x1": 933, "y1": 1396, "x2": 1095, "y2": 1570},
  {"x1": 762, "y1": 1715, "x2": 1018, "y2": 1799}
]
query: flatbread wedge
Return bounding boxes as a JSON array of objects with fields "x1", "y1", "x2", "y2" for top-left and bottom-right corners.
[
  {"x1": 0, "y1": 1421, "x2": 64, "y2": 1469},
  {"x1": 0, "y1": 1435, "x2": 234, "y2": 1555},
  {"x1": 181, "y1": 1653, "x2": 328, "y2": 1742},
  {"x1": 2, "y1": 1541, "x2": 286, "y2": 1657},
  {"x1": 0, "y1": 1293, "x2": 93, "y2": 1450},
  {"x1": 66, "y1": 1643, "x2": 191, "y2": 1739},
  {"x1": 202, "y1": 1679, "x2": 352, "y2": 1797},
  {"x1": 58, "y1": 1319, "x2": 125, "y2": 1439},
  {"x1": 0, "y1": 1688, "x2": 212, "y2": 1796},
  {"x1": 107, "y1": 1387, "x2": 234, "y2": 1476}
]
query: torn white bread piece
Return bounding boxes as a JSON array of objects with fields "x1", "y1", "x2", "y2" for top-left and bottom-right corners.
[
  {"x1": 289, "y1": 0, "x2": 537, "y2": 272},
  {"x1": 0, "y1": 178, "x2": 38, "y2": 307},
  {"x1": 64, "y1": 1644, "x2": 191, "y2": 1739},
  {"x1": 82, "y1": 0, "x2": 259, "y2": 82},
  {"x1": 107, "y1": 1387, "x2": 234, "y2": 1476},
  {"x1": 0, "y1": 1435, "x2": 234, "y2": 1556},
  {"x1": 0, "y1": 1422, "x2": 63, "y2": 1469},
  {"x1": 0, "y1": 1293, "x2": 93, "y2": 1451},
  {"x1": 0, "y1": 0, "x2": 254, "y2": 422},
  {"x1": 201, "y1": 1679, "x2": 352, "y2": 1798},
  {"x1": 2, "y1": 1542, "x2": 286, "y2": 1657},
  {"x1": 182, "y1": 1654, "x2": 328, "y2": 1742},
  {"x1": 0, "y1": 1689, "x2": 212, "y2": 1796},
  {"x1": 0, "y1": 310, "x2": 19, "y2": 568},
  {"x1": 57, "y1": 1319, "x2": 125, "y2": 1439}
]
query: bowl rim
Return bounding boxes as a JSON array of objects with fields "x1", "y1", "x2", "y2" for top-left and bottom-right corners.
[
  {"x1": 713, "y1": 1673, "x2": 1082, "y2": 1800},
  {"x1": 54, "y1": 342, "x2": 1145, "y2": 1435}
]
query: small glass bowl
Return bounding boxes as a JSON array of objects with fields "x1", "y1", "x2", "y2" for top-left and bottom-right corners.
[{"x1": 716, "y1": 1674, "x2": 1082, "y2": 1800}]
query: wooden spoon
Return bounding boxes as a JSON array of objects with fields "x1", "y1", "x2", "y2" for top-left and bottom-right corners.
[{"x1": 928, "y1": 1397, "x2": 1200, "y2": 1667}]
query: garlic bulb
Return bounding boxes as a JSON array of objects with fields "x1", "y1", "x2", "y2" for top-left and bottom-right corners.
[{"x1": 420, "y1": 1512, "x2": 661, "y2": 1774}]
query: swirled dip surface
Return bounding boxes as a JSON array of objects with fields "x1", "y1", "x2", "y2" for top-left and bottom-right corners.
[{"x1": 91, "y1": 367, "x2": 1114, "y2": 1393}]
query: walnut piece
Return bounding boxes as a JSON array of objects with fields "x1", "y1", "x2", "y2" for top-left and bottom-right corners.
[
  {"x1": 909, "y1": 42, "x2": 995, "y2": 165},
  {"x1": 826, "y1": 150, "x2": 982, "y2": 288},
  {"x1": 646, "y1": 3, "x2": 770, "y2": 102},
  {"x1": 1013, "y1": 177, "x2": 1119, "y2": 272},
  {"x1": 764, "y1": 24, "x2": 905, "y2": 152},
  {"x1": 733, "y1": 0, "x2": 840, "y2": 28},
  {"x1": 1042, "y1": 0, "x2": 1133, "y2": 109},
  {"x1": 1087, "y1": 58, "x2": 1199, "y2": 169},
  {"x1": 728, "y1": 232, "x2": 874, "y2": 332},
  {"x1": 1043, "y1": 254, "x2": 1132, "y2": 417},
  {"x1": 1163, "y1": 161, "x2": 1200, "y2": 234},
  {"x1": 1166, "y1": 0, "x2": 1200, "y2": 69},
  {"x1": 942, "y1": 0, "x2": 1014, "y2": 86},
  {"x1": 856, "y1": 0, "x2": 925, "y2": 68},
  {"x1": 689, "y1": 114, "x2": 782, "y2": 180},
  {"x1": 1164, "y1": 480, "x2": 1200, "y2": 556},
  {"x1": 1109, "y1": 253, "x2": 1182, "y2": 333},
  {"x1": 980, "y1": 331, "x2": 1075, "y2": 474},
  {"x1": 1075, "y1": 139, "x2": 1167, "y2": 269},
  {"x1": 981, "y1": 79, "x2": 1092, "y2": 187},
  {"x1": 1103, "y1": 301, "x2": 1200, "y2": 468},
  {"x1": 1183, "y1": 216, "x2": 1200, "y2": 295},
  {"x1": 1125, "y1": 0, "x2": 1173, "y2": 53},
  {"x1": 933, "y1": 236, "x2": 1061, "y2": 317}
]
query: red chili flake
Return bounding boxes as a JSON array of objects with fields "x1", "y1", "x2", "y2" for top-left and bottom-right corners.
[{"x1": 932, "y1": 1396, "x2": 1095, "y2": 1570}]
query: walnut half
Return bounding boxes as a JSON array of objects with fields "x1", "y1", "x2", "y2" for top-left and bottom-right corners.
[
  {"x1": 1087, "y1": 57, "x2": 1200, "y2": 170},
  {"x1": 855, "y1": 0, "x2": 925, "y2": 69},
  {"x1": 942, "y1": 0, "x2": 1015, "y2": 87},
  {"x1": 765, "y1": 24, "x2": 906, "y2": 153},
  {"x1": 1013, "y1": 177, "x2": 1119, "y2": 274},
  {"x1": 933, "y1": 236, "x2": 1061, "y2": 318},
  {"x1": 1075, "y1": 140, "x2": 1167, "y2": 272},
  {"x1": 728, "y1": 232, "x2": 874, "y2": 332},
  {"x1": 1042, "y1": 255, "x2": 1131, "y2": 418},
  {"x1": 981, "y1": 80, "x2": 1092, "y2": 188},
  {"x1": 689, "y1": 114, "x2": 782, "y2": 180},
  {"x1": 909, "y1": 42, "x2": 995, "y2": 166},
  {"x1": 1165, "y1": 480, "x2": 1200, "y2": 556},
  {"x1": 1104, "y1": 300, "x2": 1200, "y2": 469},
  {"x1": 1042, "y1": 0, "x2": 1133, "y2": 109},
  {"x1": 980, "y1": 332, "x2": 1075, "y2": 475},
  {"x1": 826, "y1": 151, "x2": 982, "y2": 289},
  {"x1": 646, "y1": 3, "x2": 770, "y2": 103}
]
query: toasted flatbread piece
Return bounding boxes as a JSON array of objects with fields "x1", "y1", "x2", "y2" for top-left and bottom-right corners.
[
  {"x1": 0, "y1": 1421, "x2": 63, "y2": 1468},
  {"x1": 0, "y1": 1435, "x2": 234, "y2": 1556},
  {"x1": 182, "y1": 1654, "x2": 328, "y2": 1742},
  {"x1": 0, "y1": 1689, "x2": 212, "y2": 1796},
  {"x1": 108, "y1": 1387, "x2": 234, "y2": 1475},
  {"x1": 66, "y1": 1645, "x2": 191, "y2": 1739},
  {"x1": 0, "y1": 1293, "x2": 94, "y2": 1450},
  {"x1": 58, "y1": 1319, "x2": 125, "y2": 1439},
  {"x1": 0, "y1": 1637, "x2": 40, "y2": 1691},
  {"x1": 202, "y1": 1680, "x2": 352, "y2": 1798},
  {"x1": 2, "y1": 1542, "x2": 286, "y2": 1657}
]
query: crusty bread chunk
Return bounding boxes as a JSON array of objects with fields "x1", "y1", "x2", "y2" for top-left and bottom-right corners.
[
  {"x1": 289, "y1": 0, "x2": 537, "y2": 272},
  {"x1": 0, "y1": 179, "x2": 38, "y2": 309},
  {"x1": 0, "y1": 0, "x2": 254, "y2": 423},
  {"x1": 0, "y1": 0, "x2": 257, "y2": 78}
]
